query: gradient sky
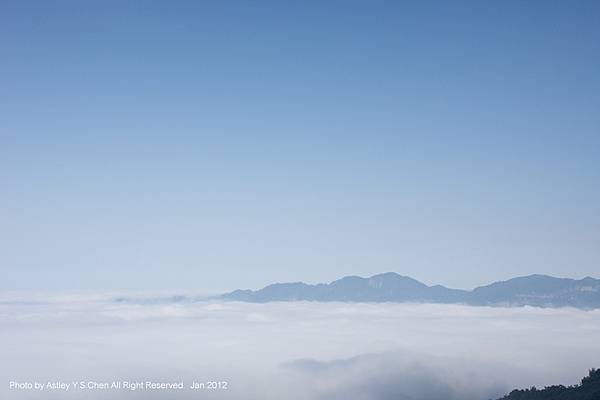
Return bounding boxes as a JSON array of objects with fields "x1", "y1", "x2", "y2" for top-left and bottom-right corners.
[{"x1": 1, "y1": 1, "x2": 599, "y2": 291}]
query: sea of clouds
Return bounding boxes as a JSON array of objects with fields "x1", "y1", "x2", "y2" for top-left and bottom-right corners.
[{"x1": 1, "y1": 292, "x2": 599, "y2": 400}]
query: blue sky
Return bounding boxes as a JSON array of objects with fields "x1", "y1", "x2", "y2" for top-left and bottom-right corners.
[{"x1": 1, "y1": 1, "x2": 599, "y2": 290}]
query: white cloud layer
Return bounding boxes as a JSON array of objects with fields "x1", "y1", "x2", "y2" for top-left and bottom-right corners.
[{"x1": 1, "y1": 295, "x2": 599, "y2": 399}]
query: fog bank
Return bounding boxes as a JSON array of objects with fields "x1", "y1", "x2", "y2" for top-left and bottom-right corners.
[{"x1": 1, "y1": 295, "x2": 599, "y2": 399}]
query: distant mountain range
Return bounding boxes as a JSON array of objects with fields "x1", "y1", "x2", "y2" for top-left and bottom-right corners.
[{"x1": 221, "y1": 273, "x2": 600, "y2": 309}]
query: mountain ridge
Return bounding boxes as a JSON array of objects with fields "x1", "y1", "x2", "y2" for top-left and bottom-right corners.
[{"x1": 221, "y1": 272, "x2": 600, "y2": 309}]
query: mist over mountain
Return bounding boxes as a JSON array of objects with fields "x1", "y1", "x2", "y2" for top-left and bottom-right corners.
[
  {"x1": 221, "y1": 273, "x2": 600, "y2": 309},
  {"x1": 4, "y1": 296, "x2": 600, "y2": 400}
]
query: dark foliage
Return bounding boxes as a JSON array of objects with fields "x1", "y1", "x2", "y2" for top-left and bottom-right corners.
[{"x1": 497, "y1": 369, "x2": 600, "y2": 400}]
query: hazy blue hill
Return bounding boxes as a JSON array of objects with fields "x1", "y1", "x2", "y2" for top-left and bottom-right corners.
[
  {"x1": 225, "y1": 273, "x2": 431, "y2": 303},
  {"x1": 325, "y1": 273, "x2": 438, "y2": 302},
  {"x1": 497, "y1": 368, "x2": 600, "y2": 400},
  {"x1": 470, "y1": 275, "x2": 600, "y2": 308},
  {"x1": 225, "y1": 282, "x2": 325, "y2": 302},
  {"x1": 223, "y1": 272, "x2": 472, "y2": 303},
  {"x1": 221, "y1": 273, "x2": 600, "y2": 308}
]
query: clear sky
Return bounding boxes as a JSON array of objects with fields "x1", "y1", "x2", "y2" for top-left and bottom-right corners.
[{"x1": 1, "y1": 1, "x2": 599, "y2": 291}]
